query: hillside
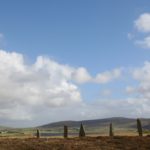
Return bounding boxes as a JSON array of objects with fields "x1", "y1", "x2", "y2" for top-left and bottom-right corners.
[{"x1": 39, "y1": 117, "x2": 150, "y2": 130}]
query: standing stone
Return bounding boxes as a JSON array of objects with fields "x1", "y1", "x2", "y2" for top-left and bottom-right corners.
[
  {"x1": 137, "y1": 119, "x2": 143, "y2": 136},
  {"x1": 109, "y1": 123, "x2": 114, "y2": 137},
  {"x1": 36, "y1": 129, "x2": 40, "y2": 138},
  {"x1": 64, "y1": 125, "x2": 68, "y2": 138},
  {"x1": 79, "y1": 123, "x2": 85, "y2": 137}
]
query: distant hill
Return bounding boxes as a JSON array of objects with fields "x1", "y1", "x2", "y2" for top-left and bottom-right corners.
[
  {"x1": 39, "y1": 117, "x2": 150, "y2": 130},
  {"x1": 0, "y1": 125, "x2": 12, "y2": 130}
]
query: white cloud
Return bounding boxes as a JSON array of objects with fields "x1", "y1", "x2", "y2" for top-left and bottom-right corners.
[
  {"x1": 134, "y1": 13, "x2": 150, "y2": 33},
  {"x1": 0, "y1": 50, "x2": 82, "y2": 121},
  {"x1": 132, "y1": 61, "x2": 150, "y2": 82},
  {"x1": 72, "y1": 67, "x2": 92, "y2": 83},
  {"x1": 94, "y1": 68, "x2": 122, "y2": 84},
  {"x1": 100, "y1": 89, "x2": 112, "y2": 97},
  {"x1": 0, "y1": 50, "x2": 123, "y2": 125},
  {"x1": 121, "y1": 61, "x2": 150, "y2": 118},
  {"x1": 130, "y1": 13, "x2": 150, "y2": 49},
  {"x1": 2, "y1": 50, "x2": 149, "y2": 127},
  {"x1": 0, "y1": 50, "x2": 129, "y2": 126},
  {"x1": 57, "y1": 97, "x2": 150, "y2": 121},
  {"x1": 33, "y1": 61, "x2": 150, "y2": 126},
  {"x1": 135, "y1": 36, "x2": 150, "y2": 49},
  {"x1": 126, "y1": 86, "x2": 136, "y2": 94},
  {"x1": 21, "y1": 96, "x2": 150, "y2": 127},
  {"x1": 131, "y1": 61, "x2": 150, "y2": 99}
]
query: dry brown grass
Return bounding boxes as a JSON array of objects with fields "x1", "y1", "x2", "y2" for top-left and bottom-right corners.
[{"x1": 0, "y1": 136, "x2": 150, "y2": 150}]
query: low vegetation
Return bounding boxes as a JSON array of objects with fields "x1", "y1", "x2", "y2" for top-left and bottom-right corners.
[{"x1": 0, "y1": 136, "x2": 150, "y2": 150}]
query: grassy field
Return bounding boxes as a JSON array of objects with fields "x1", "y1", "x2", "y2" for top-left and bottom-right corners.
[
  {"x1": 0, "y1": 127, "x2": 150, "y2": 149},
  {"x1": 0, "y1": 126, "x2": 150, "y2": 138},
  {"x1": 0, "y1": 136, "x2": 150, "y2": 150}
]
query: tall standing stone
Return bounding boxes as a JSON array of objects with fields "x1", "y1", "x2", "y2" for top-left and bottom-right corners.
[
  {"x1": 36, "y1": 129, "x2": 40, "y2": 138},
  {"x1": 79, "y1": 123, "x2": 85, "y2": 137},
  {"x1": 64, "y1": 125, "x2": 68, "y2": 138},
  {"x1": 109, "y1": 123, "x2": 114, "y2": 137},
  {"x1": 137, "y1": 119, "x2": 143, "y2": 136}
]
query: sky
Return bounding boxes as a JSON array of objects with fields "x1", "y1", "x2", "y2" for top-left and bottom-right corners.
[{"x1": 0, "y1": 0, "x2": 150, "y2": 127}]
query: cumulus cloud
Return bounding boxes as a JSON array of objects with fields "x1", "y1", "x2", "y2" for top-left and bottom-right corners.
[
  {"x1": 131, "y1": 61, "x2": 150, "y2": 98},
  {"x1": 132, "y1": 61, "x2": 150, "y2": 82},
  {"x1": 94, "y1": 68, "x2": 122, "y2": 84},
  {"x1": 0, "y1": 50, "x2": 123, "y2": 125},
  {"x1": 72, "y1": 67, "x2": 122, "y2": 84},
  {"x1": 134, "y1": 13, "x2": 150, "y2": 33},
  {"x1": 72, "y1": 67, "x2": 92, "y2": 84},
  {"x1": 1, "y1": 50, "x2": 148, "y2": 127},
  {"x1": 0, "y1": 50, "x2": 82, "y2": 121},
  {"x1": 125, "y1": 61, "x2": 150, "y2": 103},
  {"x1": 130, "y1": 13, "x2": 150, "y2": 49},
  {"x1": 121, "y1": 61, "x2": 150, "y2": 118}
]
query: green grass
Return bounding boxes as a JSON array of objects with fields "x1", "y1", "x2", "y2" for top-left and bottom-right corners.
[{"x1": 0, "y1": 126, "x2": 147, "y2": 138}]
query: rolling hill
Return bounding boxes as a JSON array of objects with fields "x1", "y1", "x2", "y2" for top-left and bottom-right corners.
[{"x1": 39, "y1": 117, "x2": 150, "y2": 130}]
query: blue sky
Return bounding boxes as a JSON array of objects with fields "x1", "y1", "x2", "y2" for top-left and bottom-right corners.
[
  {"x1": 1, "y1": 0, "x2": 150, "y2": 69},
  {"x1": 0, "y1": 0, "x2": 150, "y2": 127}
]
